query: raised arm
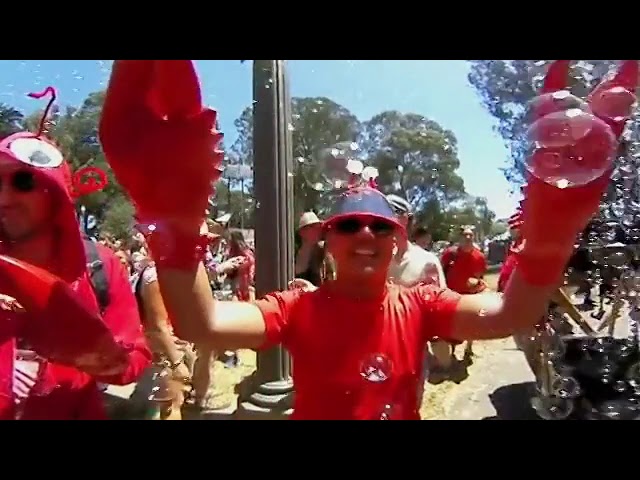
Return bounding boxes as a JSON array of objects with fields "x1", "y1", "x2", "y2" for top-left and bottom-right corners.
[
  {"x1": 444, "y1": 59, "x2": 639, "y2": 341},
  {"x1": 156, "y1": 262, "x2": 269, "y2": 351},
  {"x1": 446, "y1": 269, "x2": 555, "y2": 341}
]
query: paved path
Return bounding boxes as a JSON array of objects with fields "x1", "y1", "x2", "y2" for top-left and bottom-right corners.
[{"x1": 440, "y1": 338, "x2": 537, "y2": 420}]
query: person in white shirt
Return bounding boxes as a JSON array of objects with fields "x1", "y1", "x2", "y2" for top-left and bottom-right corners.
[
  {"x1": 385, "y1": 195, "x2": 445, "y2": 288},
  {"x1": 385, "y1": 194, "x2": 452, "y2": 389}
]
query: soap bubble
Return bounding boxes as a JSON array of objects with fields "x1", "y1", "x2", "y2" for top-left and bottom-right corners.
[
  {"x1": 525, "y1": 107, "x2": 617, "y2": 188},
  {"x1": 360, "y1": 353, "x2": 392, "y2": 383},
  {"x1": 531, "y1": 395, "x2": 575, "y2": 420},
  {"x1": 590, "y1": 86, "x2": 637, "y2": 123}
]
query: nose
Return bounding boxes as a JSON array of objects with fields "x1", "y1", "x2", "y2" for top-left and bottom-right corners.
[{"x1": 354, "y1": 224, "x2": 376, "y2": 241}]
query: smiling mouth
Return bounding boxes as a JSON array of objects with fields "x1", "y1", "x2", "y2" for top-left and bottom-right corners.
[{"x1": 353, "y1": 248, "x2": 377, "y2": 258}]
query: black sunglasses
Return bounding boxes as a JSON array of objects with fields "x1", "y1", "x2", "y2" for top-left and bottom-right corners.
[
  {"x1": 332, "y1": 217, "x2": 396, "y2": 237},
  {"x1": 0, "y1": 170, "x2": 36, "y2": 193}
]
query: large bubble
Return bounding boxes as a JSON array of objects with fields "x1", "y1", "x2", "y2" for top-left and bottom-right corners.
[{"x1": 525, "y1": 107, "x2": 617, "y2": 188}]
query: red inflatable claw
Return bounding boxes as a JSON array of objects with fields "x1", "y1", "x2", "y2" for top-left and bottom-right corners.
[
  {"x1": 517, "y1": 61, "x2": 639, "y2": 285},
  {"x1": 588, "y1": 60, "x2": 639, "y2": 138},
  {"x1": 100, "y1": 60, "x2": 224, "y2": 222},
  {"x1": 0, "y1": 255, "x2": 128, "y2": 371},
  {"x1": 541, "y1": 60, "x2": 571, "y2": 94}
]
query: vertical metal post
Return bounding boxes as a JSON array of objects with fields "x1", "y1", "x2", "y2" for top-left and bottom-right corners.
[{"x1": 236, "y1": 60, "x2": 294, "y2": 419}]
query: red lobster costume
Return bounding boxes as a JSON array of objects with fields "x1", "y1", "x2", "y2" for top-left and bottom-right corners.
[
  {"x1": 0, "y1": 88, "x2": 151, "y2": 419},
  {"x1": 501, "y1": 60, "x2": 638, "y2": 290}
]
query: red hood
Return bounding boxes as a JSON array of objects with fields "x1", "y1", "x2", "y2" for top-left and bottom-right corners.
[{"x1": 0, "y1": 132, "x2": 86, "y2": 282}]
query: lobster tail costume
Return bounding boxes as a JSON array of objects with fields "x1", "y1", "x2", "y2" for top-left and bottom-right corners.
[{"x1": 0, "y1": 88, "x2": 151, "y2": 419}]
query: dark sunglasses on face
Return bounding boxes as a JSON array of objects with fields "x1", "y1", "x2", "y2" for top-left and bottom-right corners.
[
  {"x1": 332, "y1": 217, "x2": 396, "y2": 236},
  {"x1": 0, "y1": 170, "x2": 36, "y2": 193}
]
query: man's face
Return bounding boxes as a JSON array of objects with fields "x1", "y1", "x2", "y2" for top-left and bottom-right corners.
[
  {"x1": 0, "y1": 166, "x2": 53, "y2": 241},
  {"x1": 325, "y1": 215, "x2": 397, "y2": 279},
  {"x1": 459, "y1": 230, "x2": 474, "y2": 248}
]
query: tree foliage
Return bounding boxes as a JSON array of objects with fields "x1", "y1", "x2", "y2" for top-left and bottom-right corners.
[
  {"x1": 467, "y1": 60, "x2": 618, "y2": 185},
  {"x1": 0, "y1": 84, "x2": 499, "y2": 241}
]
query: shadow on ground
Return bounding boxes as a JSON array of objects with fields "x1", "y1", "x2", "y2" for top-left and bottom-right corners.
[
  {"x1": 427, "y1": 352, "x2": 473, "y2": 386},
  {"x1": 482, "y1": 382, "x2": 540, "y2": 420}
]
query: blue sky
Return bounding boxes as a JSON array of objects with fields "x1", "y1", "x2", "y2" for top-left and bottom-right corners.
[{"x1": 0, "y1": 60, "x2": 516, "y2": 218}]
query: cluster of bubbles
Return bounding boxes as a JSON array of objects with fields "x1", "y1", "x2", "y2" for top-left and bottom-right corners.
[
  {"x1": 298, "y1": 141, "x2": 379, "y2": 194},
  {"x1": 532, "y1": 330, "x2": 640, "y2": 420},
  {"x1": 530, "y1": 63, "x2": 640, "y2": 418},
  {"x1": 524, "y1": 82, "x2": 636, "y2": 189},
  {"x1": 146, "y1": 362, "x2": 176, "y2": 420}
]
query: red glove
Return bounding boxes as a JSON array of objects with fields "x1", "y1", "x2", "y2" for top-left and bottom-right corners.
[
  {"x1": 519, "y1": 60, "x2": 638, "y2": 286},
  {"x1": 0, "y1": 256, "x2": 129, "y2": 373},
  {"x1": 99, "y1": 61, "x2": 224, "y2": 268}
]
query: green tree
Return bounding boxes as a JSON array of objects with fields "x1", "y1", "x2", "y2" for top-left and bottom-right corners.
[
  {"x1": 30, "y1": 90, "x2": 125, "y2": 231},
  {"x1": 361, "y1": 111, "x2": 481, "y2": 240},
  {"x1": 467, "y1": 60, "x2": 618, "y2": 184},
  {"x1": 0, "y1": 104, "x2": 24, "y2": 137},
  {"x1": 101, "y1": 195, "x2": 135, "y2": 240},
  {"x1": 229, "y1": 97, "x2": 361, "y2": 220}
]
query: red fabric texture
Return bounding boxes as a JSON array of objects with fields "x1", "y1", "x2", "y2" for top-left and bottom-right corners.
[
  {"x1": 498, "y1": 251, "x2": 518, "y2": 293},
  {"x1": 255, "y1": 284, "x2": 460, "y2": 420}
]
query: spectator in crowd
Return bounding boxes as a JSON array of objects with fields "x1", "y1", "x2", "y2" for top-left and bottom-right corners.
[
  {"x1": 437, "y1": 226, "x2": 488, "y2": 370},
  {"x1": 411, "y1": 226, "x2": 433, "y2": 251},
  {"x1": 226, "y1": 230, "x2": 255, "y2": 302},
  {"x1": 131, "y1": 255, "x2": 192, "y2": 420},
  {"x1": 295, "y1": 211, "x2": 325, "y2": 287}
]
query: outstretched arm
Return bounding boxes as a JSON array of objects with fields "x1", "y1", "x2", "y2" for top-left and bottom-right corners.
[
  {"x1": 156, "y1": 262, "x2": 269, "y2": 351},
  {"x1": 446, "y1": 268, "x2": 555, "y2": 341}
]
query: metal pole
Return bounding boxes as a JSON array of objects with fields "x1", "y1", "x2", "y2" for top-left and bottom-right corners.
[{"x1": 236, "y1": 60, "x2": 294, "y2": 419}]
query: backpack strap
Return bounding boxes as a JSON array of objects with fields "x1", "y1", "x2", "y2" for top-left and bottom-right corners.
[{"x1": 83, "y1": 239, "x2": 110, "y2": 314}]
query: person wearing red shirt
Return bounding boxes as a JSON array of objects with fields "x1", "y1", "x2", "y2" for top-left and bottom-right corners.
[
  {"x1": 436, "y1": 227, "x2": 487, "y2": 367},
  {"x1": 441, "y1": 227, "x2": 487, "y2": 295},
  {"x1": 0, "y1": 88, "x2": 151, "y2": 420},
  {"x1": 94, "y1": 60, "x2": 626, "y2": 420}
]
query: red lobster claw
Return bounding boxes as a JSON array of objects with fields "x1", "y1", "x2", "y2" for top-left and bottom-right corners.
[
  {"x1": 588, "y1": 60, "x2": 639, "y2": 139},
  {"x1": 529, "y1": 60, "x2": 585, "y2": 121},
  {"x1": 0, "y1": 255, "x2": 127, "y2": 370},
  {"x1": 541, "y1": 60, "x2": 571, "y2": 94},
  {"x1": 100, "y1": 60, "x2": 224, "y2": 221}
]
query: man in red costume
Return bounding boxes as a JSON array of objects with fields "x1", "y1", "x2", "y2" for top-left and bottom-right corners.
[{"x1": 0, "y1": 89, "x2": 151, "y2": 419}]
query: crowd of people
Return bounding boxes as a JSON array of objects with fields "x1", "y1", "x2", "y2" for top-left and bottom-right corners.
[
  {"x1": 0, "y1": 59, "x2": 631, "y2": 421},
  {"x1": 92, "y1": 217, "x2": 257, "y2": 417}
]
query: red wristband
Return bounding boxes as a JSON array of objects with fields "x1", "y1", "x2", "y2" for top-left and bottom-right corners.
[{"x1": 140, "y1": 221, "x2": 208, "y2": 270}]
